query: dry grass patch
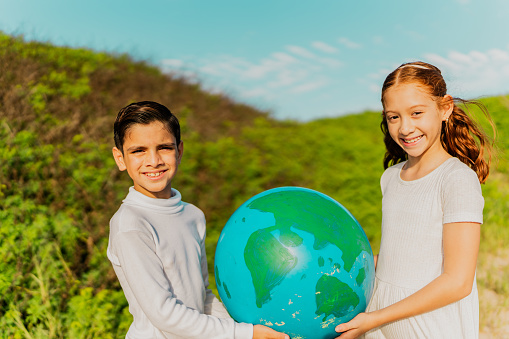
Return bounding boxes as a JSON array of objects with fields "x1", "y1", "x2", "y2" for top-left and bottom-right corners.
[{"x1": 478, "y1": 248, "x2": 509, "y2": 337}]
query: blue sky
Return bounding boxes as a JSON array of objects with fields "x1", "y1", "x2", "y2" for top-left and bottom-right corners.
[{"x1": 1, "y1": 0, "x2": 508, "y2": 121}]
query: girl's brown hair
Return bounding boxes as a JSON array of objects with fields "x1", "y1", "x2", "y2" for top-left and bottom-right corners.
[{"x1": 380, "y1": 61, "x2": 495, "y2": 183}]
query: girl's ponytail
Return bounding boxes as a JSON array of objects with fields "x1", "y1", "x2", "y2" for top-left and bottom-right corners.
[{"x1": 441, "y1": 100, "x2": 494, "y2": 183}]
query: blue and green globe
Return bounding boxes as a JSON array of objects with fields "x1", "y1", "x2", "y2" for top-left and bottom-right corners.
[{"x1": 214, "y1": 187, "x2": 375, "y2": 339}]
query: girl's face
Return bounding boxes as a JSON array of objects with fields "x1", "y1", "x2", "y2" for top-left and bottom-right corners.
[{"x1": 383, "y1": 83, "x2": 453, "y2": 164}]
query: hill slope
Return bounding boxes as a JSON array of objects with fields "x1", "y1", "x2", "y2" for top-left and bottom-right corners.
[{"x1": 1, "y1": 33, "x2": 508, "y2": 337}]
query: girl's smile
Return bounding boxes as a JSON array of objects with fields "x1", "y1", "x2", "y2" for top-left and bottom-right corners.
[{"x1": 401, "y1": 135, "x2": 423, "y2": 145}]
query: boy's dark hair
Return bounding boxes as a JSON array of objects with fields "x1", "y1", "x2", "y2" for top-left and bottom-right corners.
[{"x1": 114, "y1": 101, "x2": 181, "y2": 152}]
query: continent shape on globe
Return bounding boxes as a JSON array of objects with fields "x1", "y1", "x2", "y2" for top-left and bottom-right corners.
[{"x1": 215, "y1": 187, "x2": 375, "y2": 339}]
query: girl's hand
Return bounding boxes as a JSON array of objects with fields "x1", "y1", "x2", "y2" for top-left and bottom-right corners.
[
  {"x1": 253, "y1": 324, "x2": 290, "y2": 339},
  {"x1": 335, "y1": 312, "x2": 375, "y2": 339}
]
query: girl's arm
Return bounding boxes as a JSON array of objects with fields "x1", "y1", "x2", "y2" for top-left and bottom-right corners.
[{"x1": 335, "y1": 221, "x2": 480, "y2": 339}]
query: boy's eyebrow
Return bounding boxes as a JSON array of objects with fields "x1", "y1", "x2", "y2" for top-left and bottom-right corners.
[
  {"x1": 125, "y1": 145, "x2": 146, "y2": 152},
  {"x1": 126, "y1": 143, "x2": 177, "y2": 152}
]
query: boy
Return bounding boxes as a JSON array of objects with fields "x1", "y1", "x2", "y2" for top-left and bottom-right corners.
[{"x1": 108, "y1": 101, "x2": 288, "y2": 339}]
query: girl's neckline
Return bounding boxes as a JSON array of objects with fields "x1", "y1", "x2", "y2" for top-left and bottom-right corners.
[{"x1": 398, "y1": 157, "x2": 455, "y2": 184}]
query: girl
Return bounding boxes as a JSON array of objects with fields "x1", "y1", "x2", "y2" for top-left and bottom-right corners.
[{"x1": 335, "y1": 61, "x2": 494, "y2": 338}]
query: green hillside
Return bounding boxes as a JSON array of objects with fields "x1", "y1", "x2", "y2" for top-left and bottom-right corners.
[{"x1": 1, "y1": 33, "x2": 508, "y2": 337}]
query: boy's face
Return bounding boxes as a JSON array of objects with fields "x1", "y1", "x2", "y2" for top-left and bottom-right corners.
[{"x1": 112, "y1": 121, "x2": 183, "y2": 199}]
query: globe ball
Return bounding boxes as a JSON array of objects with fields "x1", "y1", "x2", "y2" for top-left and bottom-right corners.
[{"x1": 214, "y1": 187, "x2": 375, "y2": 339}]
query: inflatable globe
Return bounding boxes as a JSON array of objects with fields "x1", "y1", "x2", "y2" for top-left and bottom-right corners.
[{"x1": 214, "y1": 187, "x2": 375, "y2": 339}]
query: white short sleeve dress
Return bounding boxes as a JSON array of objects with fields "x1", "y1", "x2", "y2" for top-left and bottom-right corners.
[{"x1": 364, "y1": 157, "x2": 484, "y2": 339}]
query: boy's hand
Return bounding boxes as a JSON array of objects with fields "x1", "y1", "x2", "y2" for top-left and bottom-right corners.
[{"x1": 253, "y1": 324, "x2": 290, "y2": 339}]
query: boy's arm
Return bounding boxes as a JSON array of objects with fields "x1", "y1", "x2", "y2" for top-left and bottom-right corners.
[
  {"x1": 199, "y1": 229, "x2": 289, "y2": 339},
  {"x1": 115, "y1": 230, "x2": 253, "y2": 339},
  {"x1": 201, "y1": 236, "x2": 231, "y2": 318},
  {"x1": 204, "y1": 291, "x2": 231, "y2": 318}
]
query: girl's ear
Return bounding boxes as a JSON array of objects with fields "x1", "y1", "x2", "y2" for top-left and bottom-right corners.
[
  {"x1": 442, "y1": 95, "x2": 454, "y2": 121},
  {"x1": 112, "y1": 147, "x2": 127, "y2": 171}
]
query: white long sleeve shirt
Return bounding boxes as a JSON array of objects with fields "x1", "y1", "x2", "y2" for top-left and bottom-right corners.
[{"x1": 107, "y1": 187, "x2": 253, "y2": 339}]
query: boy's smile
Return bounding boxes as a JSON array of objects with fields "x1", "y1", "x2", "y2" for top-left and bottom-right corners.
[{"x1": 112, "y1": 121, "x2": 183, "y2": 199}]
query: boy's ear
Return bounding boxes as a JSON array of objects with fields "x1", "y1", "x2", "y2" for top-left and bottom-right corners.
[
  {"x1": 177, "y1": 141, "x2": 184, "y2": 164},
  {"x1": 112, "y1": 147, "x2": 127, "y2": 171}
]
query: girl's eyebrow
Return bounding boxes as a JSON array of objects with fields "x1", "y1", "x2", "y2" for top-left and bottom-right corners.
[
  {"x1": 408, "y1": 104, "x2": 428, "y2": 109},
  {"x1": 385, "y1": 104, "x2": 429, "y2": 114}
]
